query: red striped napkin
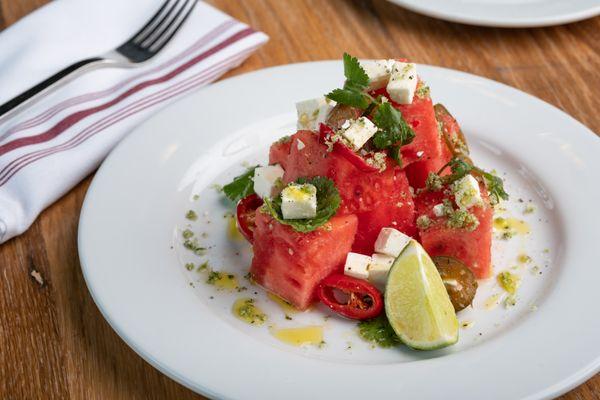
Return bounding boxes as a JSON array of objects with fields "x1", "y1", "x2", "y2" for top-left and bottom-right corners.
[{"x1": 0, "y1": 0, "x2": 268, "y2": 243}]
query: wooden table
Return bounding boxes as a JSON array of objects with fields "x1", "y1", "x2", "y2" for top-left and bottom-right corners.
[{"x1": 1, "y1": 0, "x2": 599, "y2": 398}]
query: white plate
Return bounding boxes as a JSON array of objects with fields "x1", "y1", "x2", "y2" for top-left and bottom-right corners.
[
  {"x1": 79, "y1": 61, "x2": 600, "y2": 399},
  {"x1": 388, "y1": 0, "x2": 600, "y2": 27}
]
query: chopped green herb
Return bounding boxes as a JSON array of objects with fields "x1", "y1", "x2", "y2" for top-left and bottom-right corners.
[
  {"x1": 185, "y1": 263, "x2": 195, "y2": 271},
  {"x1": 182, "y1": 229, "x2": 194, "y2": 239},
  {"x1": 446, "y1": 209, "x2": 479, "y2": 231},
  {"x1": 183, "y1": 238, "x2": 206, "y2": 255},
  {"x1": 222, "y1": 166, "x2": 258, "y2": 203},
  {"x1": 185, "y1": 210, "x2": 198, "y2": 221},
  {"x1": 416, "y1": 215, "x2": 432, "y2": 229},
  {"x1": 197, "y1": 261, "x2": 209, "y2": 272},
  {"x1": 425, "y1": 172, "x2": 443, "y2": 192},
  {"x1": 372, "y1": 102, "x2": 415, "y2": 150},
  {"x1": 357, "y1": 315, "x2": 401, "y2": 348},
  {"x1": 192, "y1": 194, "x2": 200, "y2": 201},
  {"x1": 263, "y1": 176, "x2": 340, "y2": 233},
  {"x1": 415, "y1": 83, "x2": 430, "y2": 99}
]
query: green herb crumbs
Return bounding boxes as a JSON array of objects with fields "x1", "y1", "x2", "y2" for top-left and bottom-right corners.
[
  {"x1": 210, "y1": 184, "x2": 223, "y2": 192},
  {"x1": 237, "y1": 298, "x2": 267, "y2": 324},
  {"x1": 285, "y1": 315, "x2": 293, "y2": 320},
  {"x1": 425, "y1": 172, "x2": 443, "y2": 191},
  {"x1": 276, "y1": 135, "x2": 291, "y2": 144},
  {"x1": 504, "y1": 295, "x2": 517, "y2": 308},
  {"x1": 501, "y1": 230, "x2": 515, "y2": 240},
  {"x1": 357, "y1": 315, "x2": 401, "y2": 348},
  {"x1": 182, "y1": 229, "x2": 194, "y2": 239},
  {"x1": 243, "y1": 272, "x2": 253, "y2": 280},
  {"x1": 192, "y1": 194, "x2": 200, "y2": 201},
  {"x1": 446, "y1": 209, "x2": 479, "y2": 231},
  {"x1": 222, "y1": 166, "x2": 258, "y2": 203},
  {"x1": 263, "y1": 176, "x2": 340, "y2": 233},
  {"x1": 415, "y1": 83, "x2": 430, "y2": 99},
  {"x1": 206, "y1": 271, "x2": 222, "y2": 285},
  {"x1": 183, "y1": 238, "x2": 206, "y2": 255},
  {"x1": 497, "y1": 271, "x2": 520, "y2": 295},
  {"x1": 416, "y1": 215, "x2": 432, "y2": 229},
  {"x1": 197, "y1": 261, "x2": 209, "y2": 271},
  {"x1": 318, "y1": 340, "x2": 326, "y2": 348},
  {"x1": 523, "y1": 204, "x2": 535, "y2": 214},
  {"x1": 185, "y1": 263, "x2": 194, "y2": 271},
  {"x1": 237, "y1": 286, "x2": 248, "y2": 292},
  {"x1": 185, "y1": 210, "x2": 198, "y2": 221},
  {"x1": 437, "y1": 157, "x2": 508, "y2": 205}
]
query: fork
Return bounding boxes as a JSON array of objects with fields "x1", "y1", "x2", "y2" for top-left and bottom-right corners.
[{"x1": 0, "y1": 0, "x2": 197, "y2": 123}]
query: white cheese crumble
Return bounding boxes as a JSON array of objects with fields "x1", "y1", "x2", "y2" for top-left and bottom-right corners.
[
  {"x1": 374, "y1": 227, "x2": 411, "y2": 257},
  {"x1": 359, "y1": 59, "x2": 396, "y2": 90},
  {"x1": 296, "y1": 97, "x2": 335, "y2": 131},
  {"x1": 281, "y1": 183, "x2": 317, "y2": 219},
  {"x1": 386, "y1": 62, "x2": 418, "y2": 104},
  {"x1": 253, "y1": 164, "x2": 284, "y2": 199},
  {"x1": 344, "y1": 252, "x2": 372, "y2": 280},
  {"x1": 338, "y1": 117, "x2": 378, "y2": 151},
  {"x1": 453, "y1": 175, "x2": 483, "y2": 209},
  {"x1": 368, "y1": 253, "x2": 395, "y2": 290}
]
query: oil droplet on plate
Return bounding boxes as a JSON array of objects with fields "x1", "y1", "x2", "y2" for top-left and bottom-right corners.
[{"x1": 271, "y1": 326, "x2": 324, "y2": 346}]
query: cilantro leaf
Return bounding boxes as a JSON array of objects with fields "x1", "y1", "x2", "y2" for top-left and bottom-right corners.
[
  {"x1": 263, "y1": 176, "x2": 340, "y2": 233},
  {"x1": 357, "y1": 315, "x2": 401, "y2": 348},
  {"x1": 326, "y1": 88, "x2": 371, "y2": 109},
  {"x1": 222, "y1": 166, "x2": 257, "y2": 203},
  {"x1": 476, "y1": 169, "x2": 509, "y2": 205},
  {"x1": 372, "y1": 102, "x2": 415, "y2": 149}
]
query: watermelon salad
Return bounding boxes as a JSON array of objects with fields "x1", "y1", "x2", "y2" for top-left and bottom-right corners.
[{"x1": 219, "y1": 54, "x2": 509, "y2": 350}]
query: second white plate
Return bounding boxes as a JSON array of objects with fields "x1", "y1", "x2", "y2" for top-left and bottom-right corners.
[{"x1": 388, "y1": 0, "x2": 600, "y2": 27}]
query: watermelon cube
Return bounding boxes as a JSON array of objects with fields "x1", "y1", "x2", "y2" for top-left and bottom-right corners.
[
  {"x1": 250, "y1": 210, "x2": 358, "y2": 310},
  {"x1": 415, "y1": 186, "x2": 493, "y2": 279}
]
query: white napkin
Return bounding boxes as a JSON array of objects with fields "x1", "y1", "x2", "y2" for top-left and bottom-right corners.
[{"x1": 0, "y1": 0, "x2": 268, "y2": 243}]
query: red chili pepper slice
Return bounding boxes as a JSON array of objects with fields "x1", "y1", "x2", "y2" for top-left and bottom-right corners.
[
  {"x1": 318, "y1": 124, "x2": 379, "y2": 173},
  {"x1": 317, "y1": 273, "x2": 383, "y2": 320},
  {"x1": 236, "y1": 193, "x2": 264, "y2": 243}
]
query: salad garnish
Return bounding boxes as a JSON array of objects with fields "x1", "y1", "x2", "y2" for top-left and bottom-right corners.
[
  {"x1": 263, "y1": 176, "x2": 340, "y2": 233},
  {"x1": 222, "y1": 165, "x2": 258, "y2": 202}
]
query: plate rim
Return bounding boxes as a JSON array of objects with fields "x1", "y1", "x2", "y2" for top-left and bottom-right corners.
[
  {"x1": 387, "y1": 0, "x2": 600, "y2": 27},
  {"x1": 78, "y1": 60, "x2": 600, "y2": 400}
]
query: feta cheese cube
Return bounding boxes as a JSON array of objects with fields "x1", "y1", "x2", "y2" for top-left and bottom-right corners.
[
  {"x1": 386, "y1": 62, "x2": 418, "y2": 105},
  {"x1": 339, "y1": 117, "x2": 378, "y2": 151},
  {"x1": 368, "y1": 253, "x2": 395, "y2": 290},
  {"x1": 432, "y1": 203, "x2": 446, "y2": 217},
  {"x1": 281, "y1": 183, "x2": 317, "y2": 219},
  {"x1": 344, "y1": 252, "x2": 372, "y2": 280},
  {"x1": 360, "y1": 59, "x2": 395, "y2": 90},
  {"x1": 453, "y1": 175, "x2": 483, "y2": 209},
  {"x1": 253, "y1": 164, "x2": 284, "y2": 199},
  {"x1": 296, "y1": 97, "x2": 335, "y2": 131},
  {"x1": 374, "y1": 227, "x2": 411, "y2": 257}
]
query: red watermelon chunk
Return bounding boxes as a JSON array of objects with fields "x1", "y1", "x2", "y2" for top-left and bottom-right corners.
[
  {"x1": 370, "y1": 88, "x2": 441, "y2": 167},
  {"x1": 415, "y1": 185, "x2": 493, "y2": 279},
  {"x1": 250, "y1": 210, "x2": 358, "y2": 310},
  {"x1": 271, "y1": 130, "x2": 416, "y2": 253}
]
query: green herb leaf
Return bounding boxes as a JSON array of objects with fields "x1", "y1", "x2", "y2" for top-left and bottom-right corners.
[
  {"x1": 325, "y1": 53, "x2": 372, "y2": 110},
  {"x1": 372, "y1": 102, "x2": 415, "y2": 149},
  {"x1": 326, "y1": 88, "x2": 371, "y2": 109},
  {"x1": 341, "y1": 53, "x2": 369, "y2": 91},
  {"x1": 263, "y1": 176, "x2": 340, "y2": 233},
  {"x1": 476, "y1": 169, "x2": 509, "y2": 205},
  {"x1": 357, "y1": 315, "x2": 401, "y2": 348},
  {"x1": 222, "y1": 166, "x2": 258, "y2": 203}
]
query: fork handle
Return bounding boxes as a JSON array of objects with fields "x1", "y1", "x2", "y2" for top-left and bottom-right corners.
[{"x1": 0, "y1": 57, "x2": 107, "y2": 124}]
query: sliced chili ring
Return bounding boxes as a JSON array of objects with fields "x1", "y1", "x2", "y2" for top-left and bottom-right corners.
[
  {"x1": 317, "y1": 273, "x2": 383, "y2": 320},
  {"x1": 236, "y1": 193, "x2": 264, "y2": 243}
]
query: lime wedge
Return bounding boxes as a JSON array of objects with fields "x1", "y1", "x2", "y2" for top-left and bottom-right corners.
[{"x1": 385, "y1": 240, "x2": 458, "y2": 350}]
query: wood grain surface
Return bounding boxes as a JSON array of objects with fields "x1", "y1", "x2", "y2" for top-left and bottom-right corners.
[{"x1": 1, "y1": 0, "x2": 599, "y2": 399}]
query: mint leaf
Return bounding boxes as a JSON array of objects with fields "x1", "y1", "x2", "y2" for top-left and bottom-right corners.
[
  {"x1": 372, "y1": 102, "x2": 415, "y2": 149},
  {"x1": 477, "y1": 169, "x2": 509, "y2": 204},
  {"x1": 357, "y1": 314, "x2": 401, "y2": 348},
  {"x1": 325, "y1": 53, "x2": 372, "y2": 110},
  {"x1": 222, "y1": 166, "x2": 257, "y2": 203},
  {"x1": 263, "y1": 176, "x2": 340, "y2": 233},
  {"x1": 342, "y1": 53, "x2": 369, "y2": 91}
]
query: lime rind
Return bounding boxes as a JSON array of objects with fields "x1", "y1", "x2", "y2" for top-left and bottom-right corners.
[{"x1": 385, "y1": 240, "x2": 459, "y2": 350}]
